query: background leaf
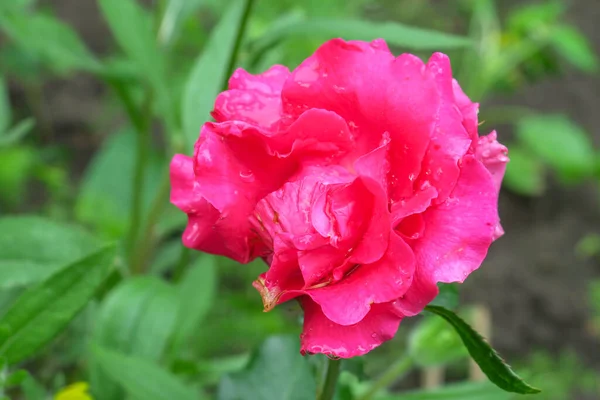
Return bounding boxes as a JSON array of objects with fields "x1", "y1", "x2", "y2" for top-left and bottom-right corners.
[
  {"x1": 0, "y1": 245, "x2": 116, "y2": 365},
  {"x1": 502, "y1": 145, "x2": 545, "y2": 196},
  {"x1": 378, "y1": 381, "x2": 511, "y2": 400},
  {"x1": 182, "y1": 0, "x2": 249, "y2": 150},
  {"x1": 93, "y1": 345, "x2": 199, "y2": 400},
  {"x1": 0, "y1": 118, "x2": 34, "y2": 147},
  {"x1": 408, "y1": 314, "x2": 468, "y2": 367},
  {"x1": 0, "y1": 216, "x2": 102, "y2": 289},
  {"x1": 0, "y1": 76, "x2": 11, "y2": 133},
  {"x1": 218, "y1": 335, "x2": 316, "y2": 400},
  {"x1": 516, "y1": 114, "x2": 595, "y2": 181},
  {"x1": 551, "y1": 25, "x2": 598, "y2": 73},
  {"x1": 425, "y1": 305, "x2": 540, "y2": 394}
]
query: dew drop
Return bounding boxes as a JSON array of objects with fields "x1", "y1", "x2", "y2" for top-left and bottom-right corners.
[{"x1": 239, "y1": 170, "x2": 255, "y2": 182}]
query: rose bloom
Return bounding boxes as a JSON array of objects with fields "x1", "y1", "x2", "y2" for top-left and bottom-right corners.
[{"x1": 170, "y1": 39, "x2": 508, "y2": 358}]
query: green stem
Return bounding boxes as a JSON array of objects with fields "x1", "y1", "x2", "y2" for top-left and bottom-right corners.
[
  {"x1": 172, "y1": 247, "x2": 191, "y2": 282},
  {"x1": 317, "y1": 358, "x2": 341, "y2": 400},
  {"x1": 357, "y1": 356, "x2": 413, "y2": 400},
  {"x1": 223, "y1": 0, "x2": 256, "y2": 88}
]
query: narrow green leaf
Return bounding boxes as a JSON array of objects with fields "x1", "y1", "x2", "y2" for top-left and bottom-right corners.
[
  {"x1": 0, "y1": 13, "x2": 101, "y2": 73},
  {"x1": 98, "y1": 0, "x2": 164, "y2": 86},
  {"x1": 0, "y1": 245, "x2": 116, "y2": 365},
  {"x1": 516, "y1": 114, "x2": 595, "y2": 181},
  {"x1": 0, "y1": 216, "x2": 102, "y2": 289},
  {"x1": 550, "y1": 25, "x2": 599, "y2": 73},
  {"x1": 502, "y1": 145, "x2": 545, "y2": 196},
  {"x1": 251, "y1": 18, "x2": 473, "y2": 59},
  {"x1": 378, "y1": 381, "x2": 511, "y2": 400},
  {"x1": 0, "y1": 77, "x2": 11, "y2": 133},
  {"x1": 169, "y1": 255, "x2": 217, "y2": 356},
  {"x1": 90, "y1": 276, "x2": 179, "y2": 400},
  {"x1": 218, "y1": 335, "x2": 317, "y2": 400},
  {"x1": 93, "y1": 345, "x2": 198, "y2": 400},
  {"x1": 182, "y1": 0, "x2": 249, "y2": 150},
  {"x1": 0, "y1": 118, "x2": 35, "y2": 147},
  {"x1": 158, "y1": 0, "x2": 205, "y2": 46},
  {"x1": 424, "y1": 305, "x2": 540, "y2": 394}
]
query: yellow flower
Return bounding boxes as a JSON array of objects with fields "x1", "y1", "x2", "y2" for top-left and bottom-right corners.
[{"x1": 54, "y1": 382, "x2": 93, "y2": 400}]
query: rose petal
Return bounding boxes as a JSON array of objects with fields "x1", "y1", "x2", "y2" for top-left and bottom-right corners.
[
  {"x1": 452, "y1": 79, "x2": 479, "y2": 144},
  {"x1": 305, "y1": 232, "x2": 414, "y2": 325},
  {"x1": 417, "y1": 53, "x2": 472, "y2": 204},
  {"x1": 300, "y1": 297, "x2": 403, "y2": 358},
  {"x1": 211, "y1": 65, "x2": 290, "y2": 130},
  {"x1": 412, "y1": 155, "x2": 499, "y2": 284}
]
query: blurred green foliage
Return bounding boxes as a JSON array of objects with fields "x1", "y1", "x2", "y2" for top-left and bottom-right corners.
[{"x1": 0, "y1": 0, "x2": 598, "y2": 399}]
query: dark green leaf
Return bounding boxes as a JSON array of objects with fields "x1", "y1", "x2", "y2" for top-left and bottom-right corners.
[
  {"x1": 93, "y1": 345, "x2": 199, "y2": 400},
  {"x1": 182, "y1": 0, "x2": 249, "y2": 150},
  {"x1": 3, "y1": 369, "x2": 29, "y2": 388},
  {"x1": 90, "y1": 276, "x2": 179, "y2": 400},
  {"x1": 169, "y1": 255, "x2": 217, "y2": 357},
  {"x1": 0, "y1": 118, "x2": 35, "y2": 147},
  {"x1": 0, "y1": 216, "x2": 102, "y2": 289},
  {"x1": 550, "y1": 25, "x2": 599, "y2": 73},
  {"x1": 0, "y1": 13, "x2": 101, "y2": 74},
  {"x1": 502, "y1": 145, "x2": 545, "y2": 196},
  {"x1": 424, "y1": 305, "x2": 540, "y2": 394},
  {"x1": 0, "y1": 245, "x2": 116, "y2": 364},
  {"x1": 251, "y1": 18, "x2": 473, "y2": 59},
  {"x1": 378, "y1": 381, "x2": 511, "y2": 400},
  {"x1": 218, "y1": 335, "x2": 316, "y2": 400},
  {"x1": 409, "y1": 314, "x2": 468, "y2": 367},
  {"x1": 516, "y1": 114, "x2": 595, "y2": 181}
]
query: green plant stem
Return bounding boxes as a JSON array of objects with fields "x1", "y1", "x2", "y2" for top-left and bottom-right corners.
[
  {"x1": 318, "y1": 358, "x2": 342, "y2": 400},
  {"x1": 358, "y1": 356, "x2": 413, "y2": 400},
  {"x1": 172, "y1": 247, "x2": 191, "y2": 282},
  {"x1": 223, "y1": 0, "x2": 256, "y2": 87}
]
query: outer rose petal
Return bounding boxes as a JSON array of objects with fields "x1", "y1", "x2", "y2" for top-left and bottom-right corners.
[
  {"x1": 452, "y1": 79, "x2": 479, "y2": 144},
  {"x1": 170, "y1": 155, "x2": 266, "y2": 262},
  {"x1": 476, "y1": 130, "x2": 509, "y2": 239},
  {"x1": 212, "y1": 65, "x2": 290, "y2": 130},
  {"x1": 417, "y1": 53, "x2": 471, "y2": 204},
  {"x1": 412, "y1": 155, "x2": 499, "y2": 284},
  {"x1": 300, "y1": 297, "x2": 403, "y2": 358},
  {"x1": 305, "y1": 233, "x2": 414, "y2": 325},
  {"x1": 282, "y1": 38, "x2": 440, "y2": 201}
]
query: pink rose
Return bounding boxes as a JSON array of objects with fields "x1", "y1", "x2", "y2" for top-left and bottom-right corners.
[{"x1": 170, "y1": 39, "x2": 508, "y2": 358}]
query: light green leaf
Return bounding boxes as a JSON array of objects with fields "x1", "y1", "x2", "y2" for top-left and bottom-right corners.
[
  {"x1": 430, "y1": 283, "x2": 459, "y2": 310},
  {"x1": 550, "y1": 25, "x2": 599, "y2": 73},
  {"x1": 502, "y1": 145, "x2": 545, "y2": 196},
  {"x1": 93, "y1": 345, "x2": 199, "y2": 400},
  {"x1": 218, "y1": 335, "x2": 317, "y2": 400},
  {"x1": 182, "y1": 0, "x2": 249, "y2": 150},
  {"x1": 516, "y1": 114, "x2": 595, "y2": 181},
  {"x1": 0, "y1": 77, "x2": 10, "y2": 133},
  {"x1": 409, "y1": 314, "x2": 468, "y2": 367},
  {"x1": 158, "y1": 0, "x2": 205, "y2": 46},
  {"x1": 0, "y1": 13, "x2": 101, "y2": 73},
  {"x1": 169, "y1": 255, "x2": 217, "y2": 356},
  {"x1": 98, "y1": 0, "x2": 164, "y2": 86},
  {"x1": 0, "y1": 245, "x2": 116, "y2": 365},
  {"x1": 378, "y1": 381, "x2": 511, "y2": 400},
  {"x1": 0, "y1": 216, "x2": 102, "y2": 289},
  {"x1": 425, "y1": 305, "x2": 540, "y2": 394},
  {"x1": 75, "y1": 129, "x2": 163, "y2": 239},
  {"x1": 0, "y1": 118, "x2": 35, "y2": 147},
  {"x1": 251, "y1": 18, "x2": 473, "y2": 59},
  {"x1": 90, "y1": 276, "x2": 180, "y2": 400}
]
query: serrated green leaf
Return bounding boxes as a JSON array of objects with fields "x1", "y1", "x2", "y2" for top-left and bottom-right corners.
[
  {"x1": 0, "y1": 13, "x2": 101, "y2": 74},
  {"x1": 0, "y1": 118, "x2": 34, "y2": 147},
  {"x1": 0, "y1": 216, "x2": 102, "y2": 289},
  {"x1": 251, "y1": 18, "x2": 473, "y2": 60},
  {"x1": 0, "y1": 245, "x2": 116, "y2": 365},
  {"x1": 550, "y1": 25, "x2": 599, "y2": 73},
  {"x1": 218, "y1": 335, "x2": 316, "y2": 400},
  {"x1": 502, "y1": 144, "x2": 545, "y2": 196},
  {"x1": 425, "y1": 305, "x2": 540, "y2": 394},
  {"x1": 90, "y1": 276, "x2": 179, "y2": 400},
  {"x1": 92, "y1": 345, "x2": 199, "y2": 400},
  {"x1": 182, "y1": 0, "x2": 249, "y2": 150},
  {"x1": 378, "y1": 381, "x2": 511, "y2": 400},
  {"x1": 516, "y1": 114, "x2": 595, "y2": 181}
]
